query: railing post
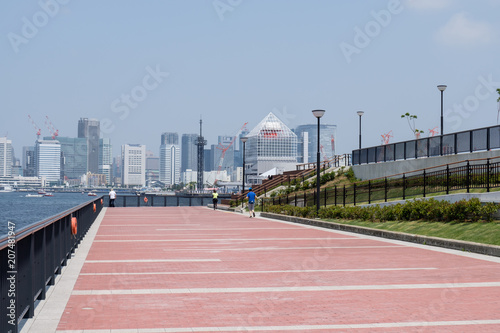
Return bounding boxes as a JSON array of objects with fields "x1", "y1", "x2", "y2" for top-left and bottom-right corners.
[
  {"x1": 137, "y1": 195, "x2": 140, "y2": 207},
  {"x1": 384, "y1": 177, "x2": 387, "y2": 202},
  {"x1": 303, "y1": 191, "x2": 306, "y2": 207},
  {"x1": 454, "y1": 133, "x2": 458, "y2": 154},
  {"x1": 446, "y1": 164, "x2": 450, "y2": 194},
  {"x1": 368, "y1": 180, "x2": 371, "y2": 204},
  {"x1": 324, "y1": 187, "x2": 327, "y2": 207},
  {"x1": 487, "y1": 128, "x2": 491, "y2": 151},
  {"x1": 343, "y1": 185, "x2": 346, "y2": 207},
  {"x1": 402, "y1": 173, "x2": 406, "y2": 200},
  {"x1": 423, "y1": 169, "x2": 426, "y2": 198},
  {"x1": 124, "y1": 196, "x2": 127, "y2": 207},
  {"x1": 164, "y1": 196, "x2": 167, "y2": 207},
  {"x1": 487, "y1": 158, "x2": 491, "y2": 192},
  {"x1": 295, "y1": 193, "x2": 297, "y2": 207},
  {"x1": 467, "y1": 160, "x2": 470, "y2": 193},
  {"x1": 334, "y1": 185, "x2": 337, "y2": 206},
  {"x1": 353, "y1": 183, "x2": 356, "y2": 206}
]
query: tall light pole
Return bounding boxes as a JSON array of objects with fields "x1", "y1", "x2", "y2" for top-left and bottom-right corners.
[
  {"x1": 312, "y1": 110, "x2": 325, "y2": 214},
  {"x1": 437, "y1": 85, "x2": 447, "y2": 136},
  {"x1": 357, "y1": 111, "x2": 364, "y2": 149},
  {"x1": 240, "y1": 137, "x2": 248, "y2": 200},
  {"x1": 437, "y1": 85, "x2": 447, "y2": 156}
]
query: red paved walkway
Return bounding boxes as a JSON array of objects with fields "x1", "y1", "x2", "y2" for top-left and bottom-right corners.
[{"x1": 56, "y1": 207, "x2": 500, "y2": 332}]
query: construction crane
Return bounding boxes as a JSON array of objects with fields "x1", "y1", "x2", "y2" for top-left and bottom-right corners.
[
  {"x1": 28, "y1": 115, "x2": 42, "y2": 139},
  {"x1": 429, "y1": 126, "x2": 439, "y2": 137},
  {"x1": 44, "y1": 116, "x2": 59, "y2": 139},
  {"x1": 380, "y1": 131, "x2": 394, "y2": 145},
  {"x1": 209, "y1": 122, "x2": 248, "y2": 185}
]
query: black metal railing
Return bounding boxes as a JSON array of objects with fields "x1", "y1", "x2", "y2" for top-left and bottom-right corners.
[
  {"x1": 352, "y1": 125, "x2": 500, "y2": 165},
  {"x1": 102, "y1": 193, "x2": 231, "y2": 207},
  {"x1": 0, "y1": 197, "x2": 104, "y2": 332},
  {"x1": 262, "y1": 157, "x2": 500, "y2": 211}
]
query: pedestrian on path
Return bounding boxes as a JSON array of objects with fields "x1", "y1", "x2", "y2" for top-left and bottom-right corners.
[
  {"x1": 109, "y1": 188, "x2": 116, "y2": 207},
  {"x1": 247, "y1": 187, "x2": 256, "y2": 218},
  {"x1": 212, "y1": 189, "x2": 218, "y2": 210}
]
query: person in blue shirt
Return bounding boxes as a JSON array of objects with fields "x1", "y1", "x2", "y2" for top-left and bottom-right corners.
[{"x1": 246, "y1": 187, "x2": 256, "y2": 218}]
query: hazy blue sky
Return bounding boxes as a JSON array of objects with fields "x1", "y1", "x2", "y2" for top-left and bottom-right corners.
[{"x1": 2, "y1": 0, "x2": 500, "y2": 159}]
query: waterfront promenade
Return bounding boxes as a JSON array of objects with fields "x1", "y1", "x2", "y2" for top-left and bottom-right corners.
[{"x1": 22, "y1": 207, "x2": 500, "y2": 332}]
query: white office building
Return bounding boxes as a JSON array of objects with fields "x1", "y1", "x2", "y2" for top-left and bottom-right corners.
[
  {"x1": 245, "y1": 112, "x2": 298, "y2": 183},
  {"x1": 0, "y1": 137, "x2": 12, "y2": 177},
  {"x1": 35, "y1": 139, "x2": 61, "y2": 182},
  {"x1": 121, "y1": 144, "x2": 146, "y2": 187},
  {"x1": 99, "y1": 138, "x2": 113, "y2": 184},
  {"x1": 160, "y1": 133, "x2": 181, "y2": 186}
]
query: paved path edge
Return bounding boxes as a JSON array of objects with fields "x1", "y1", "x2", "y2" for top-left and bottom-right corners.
[{"x1": 260, "y1": 212, "x2": 500, "y2": 257}]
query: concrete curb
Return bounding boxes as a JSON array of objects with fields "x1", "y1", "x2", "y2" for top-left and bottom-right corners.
[{"x1": 260, "y1": 212, "x2": 500, "y2": 257}]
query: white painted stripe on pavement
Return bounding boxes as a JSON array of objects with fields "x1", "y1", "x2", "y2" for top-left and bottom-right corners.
[
  {"x1": 162, "y1": 246, "x2": 404, "y2": 251},
  {"x1": 84, "y1": 259, "x2": 220, "y2": 263},
  {"x1": 55, "y1": 319, "x2": 500, "y2": 332},
  {"x1": 93, "y1": 237, "x2": 358, "y2": 242},
  {"x1": 72, "y1": 281, "x2": 500, "y2": 295},
  {"x1": 79, "y1": 267, "x2": 437, "y2": 276}
]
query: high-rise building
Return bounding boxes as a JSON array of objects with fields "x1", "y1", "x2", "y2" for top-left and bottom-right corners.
[
  {"x1": 47, "y1": 136, "x2": 88, "y2": 180},
  {"x1": 145, "y1": 150, "x2": 159, "y2": 184},
  {"x1": 181, "y1": 134, "x2": 198, "y2": 173},
  {"x1": 99, "y1": 138, "x2": 112, "y2": 184},
  {"x1": 35, "y1": 139, "x2": 61, "y2": 182},
  {"x1": 78, "y1": 118, "x2": 100, "y2": 173},
  {"x1": 23, "y1": 146, "x2": 36, "y2": 177},
  {"x1": 245, "y1": 112, "x2": 298, "y2": 183},
  {"x1": 295, "y1": 124, "x2": 337, "y2": 163},
  {"x1": 121, "y1": 144, "x2": 146, "y2": 187},
  {"x1": 0, "y1": 137, "x2": 12, "y2": 177},
  {"x1": 160, "y1": 132, "x2": 181, "y2": 186}
]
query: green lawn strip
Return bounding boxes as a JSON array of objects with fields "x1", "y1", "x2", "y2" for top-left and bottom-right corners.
[{"x1": 323, "y1": 219, "x2": 500, "y2": 246}]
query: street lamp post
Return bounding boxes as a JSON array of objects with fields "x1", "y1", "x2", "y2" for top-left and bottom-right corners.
[
  {"x1": 357, "y1": 111, "x2": 364, "y2": 149},
  {"x1": 312, "y1": 110, "x2": 325, "y2": 214},
  {"x1": 437, "y1": 85, "x2": 447, "y2": 155},
  {"x1": 240, "y1": 137, "x2": 248, "y2": 207}
]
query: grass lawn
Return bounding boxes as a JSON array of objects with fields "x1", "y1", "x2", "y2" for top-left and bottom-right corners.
[{"x1": 324, "y1": 219, "x2": 500, "y2": 246}]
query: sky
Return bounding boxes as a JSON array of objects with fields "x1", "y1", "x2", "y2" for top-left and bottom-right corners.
[{"x1": 2, "y1": 0, "x2": 500, "y2": 159}]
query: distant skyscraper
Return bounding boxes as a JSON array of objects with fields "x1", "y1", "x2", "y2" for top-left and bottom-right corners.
[
  {"x1": 99, "y1": 138, "x2": 112, "y2": 183},
  {"x1": 145, "y1": 151, "x2": 159, "y2": 184},
  {"x1": 46, "y1": 136, "x2": 88, "y2": 180},
  {"x1": 121, "y1": 144, "x2": 146, "y2": 187},
  {"x1": 35, "y1": 139, "x2": 61, "y2": 182},
  {"x1": 295, "y1": 124, "x2": 337, "y2": 162},
  {"x1": 160, "y1": 132, "x2": 180, "y2": 186},
  {"x1": 213, "y1": 135, "x2": 235, "y2": 177},
  {"x1": 181, "y1": 134, "x2": 198, "y2": 173},
  {"x1": 78, "y1": 118, "x2": 100, "y2": 173},
  {"x1": 0, "y1": 137, "x2": 12, "y2": 177},
  {"x1": 23, "y1": 146, "x2": 36, "y2": 177}
]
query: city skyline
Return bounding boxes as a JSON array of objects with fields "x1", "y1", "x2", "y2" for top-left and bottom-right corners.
[{"x1": 2, "y1": 1, "x2": 500, "y2": 160}]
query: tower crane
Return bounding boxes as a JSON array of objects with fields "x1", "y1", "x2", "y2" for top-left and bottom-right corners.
[
  {"x1": 28, "y1": 115, "x2": 42, "y2": 139},
  {"x1": 45, "y1": 116, "x2": 59, "y2": 139}
]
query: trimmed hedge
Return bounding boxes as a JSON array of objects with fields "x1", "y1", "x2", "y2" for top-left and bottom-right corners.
[{"x1": 264, "y1": 198, "x2": 498, "y2": 222}]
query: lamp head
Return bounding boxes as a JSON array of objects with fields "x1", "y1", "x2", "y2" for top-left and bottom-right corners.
[
  {"x1": 312, "y1": 109, "x2": 325, "y2": 118},
  {"x1": 357, "y1": 110, "x2": 364, "y2": 117},
  {"x1": 240, "y1": 136, "x2": 248, "y2": 143},
  {"x1": 437, "y1": 85, "x2": 447, "y2": 92}
]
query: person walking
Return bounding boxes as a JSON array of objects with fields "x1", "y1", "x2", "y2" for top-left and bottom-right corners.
[
  {"x1": 212, "y1": 189, "x2": 218, "y2": 210},
  {"x1": 109, "y1": 188, "x2": 116, "y2": 207},
  {"x1": 246, "y1": 187, "x2": 256, "y2": 218}
]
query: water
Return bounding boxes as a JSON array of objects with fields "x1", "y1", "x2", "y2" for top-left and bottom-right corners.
[{"x1": 0, "y1": 192, "x2": 96, "y2": 237}]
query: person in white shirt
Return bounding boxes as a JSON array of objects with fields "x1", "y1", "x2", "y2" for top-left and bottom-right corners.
[{"x1": 109, "y1": 189, "x2": 116, "y2": 207}]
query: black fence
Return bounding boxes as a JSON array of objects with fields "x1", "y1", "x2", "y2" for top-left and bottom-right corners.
[
  {"x1": 102, "y1": 193, "x2": 231, "y2": 207},
  {"x1": 262, "y1": 157, "x2": 500, "y2": 210},
  {"x1": 0, "y1": 197, "x2": 104, "y2": 332},
  {"x1": 352, "y1": 125, "x2": 500, "y2": 165}
]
